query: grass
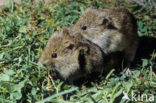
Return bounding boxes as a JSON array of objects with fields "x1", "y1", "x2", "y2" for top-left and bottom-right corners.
[{"x1": 0, "y1": 0, "x2": 155, "y2": 102}]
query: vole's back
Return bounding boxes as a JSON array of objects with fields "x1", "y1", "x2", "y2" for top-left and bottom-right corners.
[{"x1": 71, "y1": 7, "x2": 139, "y2": 67}]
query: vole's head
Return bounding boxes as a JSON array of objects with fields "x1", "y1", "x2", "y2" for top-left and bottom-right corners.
[
  {"x1": 73, "y1": 7, "x2": 137, "y2": 35},
  {"x1": 39, "y1": 29, "x2": 104, "y2": 81}
]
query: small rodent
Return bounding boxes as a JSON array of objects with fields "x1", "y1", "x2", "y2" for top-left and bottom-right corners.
[
  {"x1": 39, "y1": 29, "x2": 105, "y2": 82},
  {"x1": 71, "y1": 7, "x2": 139, "y2": 75},
  {"x1": 39, "y1": 7, "x2": 139, "y2": 81}
]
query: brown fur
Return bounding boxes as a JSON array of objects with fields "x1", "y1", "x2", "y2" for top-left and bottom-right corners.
[
  {"x1": 39, "y1": 7, "x2": 139, "y2": 81},
  {"x1": 39, "y1": 29, "x2": 104, "y2": 81},
  {"x1": 71, "y1": 7, "x2": 139, "y2": 67}
]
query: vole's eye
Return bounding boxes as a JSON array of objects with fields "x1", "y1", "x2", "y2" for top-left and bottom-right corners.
[
  {"x1": 51, "y1": 53, "x2": 57, "y2": 58},
  {"x1": 81, "y1": 26, "x2": 87, "y2": 30}
]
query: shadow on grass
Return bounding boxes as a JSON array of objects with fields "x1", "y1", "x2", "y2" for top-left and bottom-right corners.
[
  {"x1": 53, "y1": 36, "x2": 156, "y2": 101},
  {"x1": 50, "y1": 36, "x2": 156, "y2": 85},
  {"x1": 73, "y1": 36, "x2": 156, "y2": 86},
  {"x1": 133, "y1": 36, "x2": 156, "y2": 66}
]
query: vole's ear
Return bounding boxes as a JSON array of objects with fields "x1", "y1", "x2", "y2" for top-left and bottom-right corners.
[
  {"x1": 98, "y1": 17, "x2": 117, "y2": 29},
  {"x1": 97, "y1": 17, "x2": 110, "y2": 25},
  {"x1": 78, "y1": 45, "x2": 90, "y2": 69},
  {"x1": 78, "y1": 46, "x2": 88, "y2": 69},
  {"x1": 64, "y1": 40, "x2": 75, "y2": 50}
]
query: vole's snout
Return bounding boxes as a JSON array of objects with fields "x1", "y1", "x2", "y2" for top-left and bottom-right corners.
[
  {"x1": 39, "y1": 58, "x2": 54, "y2": 68},
  {"x1": 42, "y1": 63, "x2": 47, "y2": 67}
]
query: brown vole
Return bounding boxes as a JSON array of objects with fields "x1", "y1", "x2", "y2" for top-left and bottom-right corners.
[
  {"x1": 71, "y1": 7, "x2": 139, "y2": 75},
  {"x1": 39, "y1": 29, "x2": 106, "y2": 81},
  {"x1": 39, "y1": 7, "x2": 139, "y2": 81}
]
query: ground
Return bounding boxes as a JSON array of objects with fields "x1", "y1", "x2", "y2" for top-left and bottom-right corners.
[{"x1": 0, "y1": 0, "x2": 155, "y2": 103}]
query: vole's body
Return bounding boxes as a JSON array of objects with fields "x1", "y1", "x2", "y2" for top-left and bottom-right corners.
[
  {"x1": 39, "y1": 29, "x2": 105, "y2": 81},
  {"x1": 39, "y1": 7, "x2": 139, "y2": 81},
  {"x1": 71, "y1": 7, "x2": 139, "y2": 69}
]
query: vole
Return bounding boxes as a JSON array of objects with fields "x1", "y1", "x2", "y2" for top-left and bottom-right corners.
[
  {"x1": 39, "y1": 7, "x2": 139, "y2": 81},
  {"x1": 39, "y1": 29, "x2": 107, "y2": 82},
  {"x1": 71, "y1": 7, "x2": 139, "y2": 75}
]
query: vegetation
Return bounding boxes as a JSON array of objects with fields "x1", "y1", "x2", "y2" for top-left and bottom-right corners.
[{"x1": 0, "y1": 0, "x2": 155, "y2": 102}]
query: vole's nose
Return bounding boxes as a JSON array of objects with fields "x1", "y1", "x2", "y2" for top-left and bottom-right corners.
[
  {"x1": 40, "y1": 59, "x2": 55, "y2": 68},
  {"x1": 39, "y1": 62, "x2": 47, "y2": 67},
  {"x1": 39, "y1": 59, "x2": 50, "y2": 67},
  {"x1": 42, "y1": 63, "x2": 47, "y2": 67}
]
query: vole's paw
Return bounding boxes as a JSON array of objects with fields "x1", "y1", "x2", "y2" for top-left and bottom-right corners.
[{"x1": 123, "y1": 67, "x2": 132, "y2": 76}]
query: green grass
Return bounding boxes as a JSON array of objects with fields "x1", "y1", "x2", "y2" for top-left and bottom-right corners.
[{"x1": 0, "y1": 0, "x2": 156, "y2": 103}]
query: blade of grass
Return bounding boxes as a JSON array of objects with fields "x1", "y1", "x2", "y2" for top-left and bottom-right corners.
[
  {"x1": 104, "y1": 69, "x2": 115, "y2": 84},
  {"x1": 36, "y1": 87, "x2": 78, "y2": 103}
]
